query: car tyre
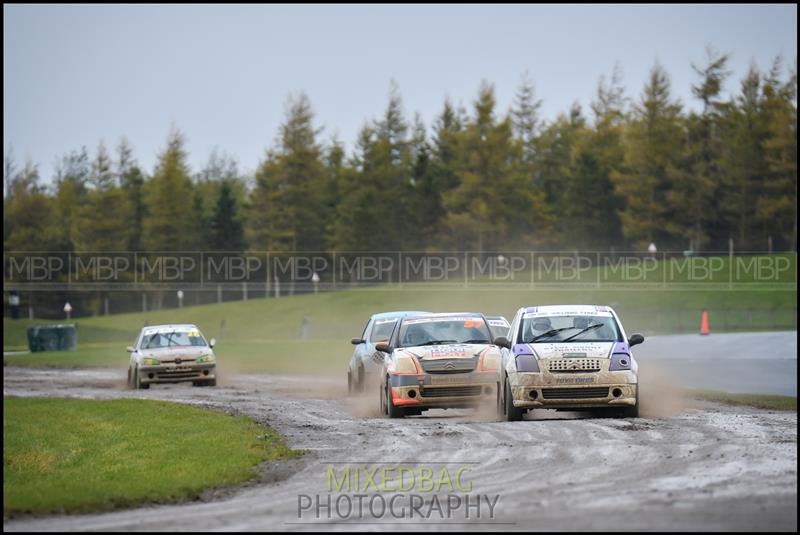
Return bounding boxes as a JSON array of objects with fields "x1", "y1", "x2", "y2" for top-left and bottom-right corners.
[
  {"x1": 380, "y1": 379, "x2": 387, "y2": 415},
  {"x1": 357, "y1": 366, "x2": 365, "y2": 393},
  {"x1": 134, "y1": 367, "x2": 150, "y2": 390},
  {"x1": 385, "y1": 379, "x2": 405, "y2": 419},
  {"x1": 621, "y1": 386, "x2": 640, "y2": 418},
  {"x1": 503, "y1": 377, "x2": 524, "y2": 421}
]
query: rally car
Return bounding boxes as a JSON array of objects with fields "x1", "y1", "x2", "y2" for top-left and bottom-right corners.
[
  {"x1": 348, "y1": 311, "x2": 429, "y2": 393},
  {"x1": 377, "y1": 313, "x2": 501, "y2": 417},
  {"x1": 127, "y1": 324, "x2": 217, "y2": 389},
  {"x1": 495, "y1": 305, "x2": 644, "y2": 420}
]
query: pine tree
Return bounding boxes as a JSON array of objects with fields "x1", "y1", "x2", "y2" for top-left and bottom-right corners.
[
  {"x1": 442, "y1": 82, "x2": 552, "y2": 250},
  {"x1": 561, "y1": 71, "x2": 627, "y2": 249},
  {"x1": 248, "y1": 93, "x2": 328, "y2": 251},
  {"x1": 330, "y1": 82, "x2": 415, "y2": 251},
  {"x1": 661, "y1": 47, "x2": 732, "y2": 251},
  {"x1": 3, "y1": 160, "x2": 59, "y2": 251},
  {"x1": 329, "y1": 124, "x2": 384, "y2": 251},
  {"x1": 141, "y1": 128, "x2": 197, "y2": 251},
  {"x1": 409, "y1": 113, "x2": 440, "y2": 246},
  {"x1": 612, "y1": 62, "x2": 685, "y2": 248},
  {"x1": 574, "y1": 66, "x2": 628, "y2": 248},
  {"x1": 117, "y1": 138, "x2": 145, "y2": 251},
  {"x1": 74, "y1": 141, "x2": 131, "y2": 251},
  {"x1": 52, "y1": 147, "x2": 90, "y2": 251},
  {"x1": 535, "y1": 103, "x2": 586, "y2": 244},
  {"x1": 512, "y1": 71, "x2": 544, "y2": 166},
  {"x1": 211, "y1": 180, "x2": 245, "y2": 251},
  {"x1": 717, "y1": 64, "x2": 771, "y2": 249},
  {"x1": 759, "y1": 57, "x2": 797, "y2": 250}
]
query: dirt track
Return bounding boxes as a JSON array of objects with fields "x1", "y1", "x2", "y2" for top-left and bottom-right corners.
[{"x1": 3, "y1": 366, "x2": 797, "y2": 531}]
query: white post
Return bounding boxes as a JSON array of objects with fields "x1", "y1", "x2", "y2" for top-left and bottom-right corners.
[{"x1": 312, "y1": 272, "x2": 319, "y2": 294}]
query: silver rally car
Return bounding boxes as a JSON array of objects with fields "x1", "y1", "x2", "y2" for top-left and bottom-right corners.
[
  {"x1": 495, "y1": 305, "x2": 644, "y2": 420},
  {"x1": 348, "y1": 311, "x2": 429, "y2": 393},
  {"x1": 127, "y1": 324, "x2": 217, "y2": 389}
]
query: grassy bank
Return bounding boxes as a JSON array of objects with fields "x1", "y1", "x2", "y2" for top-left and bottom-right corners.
[
  {"x1": 4, "y1": 278, "x2": 797, "y2": 373},
  {"x1": 688, "y1": 389, "x2": 797, "y2": 411},
  {"x1": 3, "y1": 397, "x2": 299, "y2": 514}
]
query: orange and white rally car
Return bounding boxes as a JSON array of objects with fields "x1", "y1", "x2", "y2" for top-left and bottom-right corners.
[{"x1": 377, "y1": 313, "x2": 502, "y2": 418}]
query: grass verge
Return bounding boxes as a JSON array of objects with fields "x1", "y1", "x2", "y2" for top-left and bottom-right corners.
[
  {"x1": 3, "y1": 396, "x2": 300, "y2": 515},
  {"x1": 688, "y1": 389, "x2": 797, "y2": 411},
  {"x1": 4, "y1": 273, "x2": 797, "y2": 372}
]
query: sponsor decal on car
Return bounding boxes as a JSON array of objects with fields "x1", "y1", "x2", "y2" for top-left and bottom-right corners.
[
  {"x1": 430, "y1": 373, "x2": 471, "y2": 385},
  {"x1": 554, "y1": 377, "x2": 597, "y2": 384}
]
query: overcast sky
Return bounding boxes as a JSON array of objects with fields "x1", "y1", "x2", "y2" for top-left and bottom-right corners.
[{"x1": 4, "y1": 4, "x2": 797, "y2": 182}]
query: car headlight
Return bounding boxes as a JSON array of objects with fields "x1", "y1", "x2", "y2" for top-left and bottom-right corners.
[
  {"x1": 196, "y1": 354, "x2": 215, "y2": 364},
  {"x1": 479, "y1": 351, "x2": 500, "y2": 372},
  {"x1": 142, "y1": 357, "x2": 160, "y2": 366},
  {"x1": 393, "y1": 354, "x2": 420, "y2": 375}
]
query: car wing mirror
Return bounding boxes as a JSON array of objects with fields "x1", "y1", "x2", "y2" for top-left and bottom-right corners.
[
  {"x1": 209, "y1": 337, "x2": 216, "y2": 349},
  {"x1": 351, "y1": 338, "x2": 365, "y2": 345},
  {"x1": 374, "y1": 342, "x2": 392, "y2": 354},
  {"x1": 493, "y1": 336, "x2": 511, "y2": 349},
  {"x1": 126, "y1": 346, "x2": 135, "y2": 353},
  {"x1": 628, "y1": 333, "x2": 644, "y2": 347}
]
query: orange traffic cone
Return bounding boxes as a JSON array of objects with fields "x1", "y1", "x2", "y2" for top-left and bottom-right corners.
[{"x1": 700, "y1": 309, "x2": 710, "y2": 335}]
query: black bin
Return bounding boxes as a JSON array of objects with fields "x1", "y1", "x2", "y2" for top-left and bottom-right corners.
[{"x1": 26, "y1": 324, "x2": 78, "y2": 352}]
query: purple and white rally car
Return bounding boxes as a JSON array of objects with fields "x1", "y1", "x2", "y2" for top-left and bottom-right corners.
[{"x1": 494, "y1": 305, "x2": 644, "y2": 421}]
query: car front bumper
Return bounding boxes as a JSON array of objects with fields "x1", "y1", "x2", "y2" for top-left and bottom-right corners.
[
  {"x1": 139, "y1": 363, "x2": 216, "y2": 384},
  {"x1": 509, "y1": 370, "x2": 637, "y2": 409},
  {"x1": 388, "y1": 371, "x2": 498, "y2": 408}
]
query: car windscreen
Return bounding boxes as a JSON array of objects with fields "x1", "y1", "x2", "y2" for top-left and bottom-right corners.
[
  {"x1": 141, "y1": 330, "x2": 207, "y2": 349},
  {"x1": 487, "y1": 319, "x2": 510, "y2": 339},
  {"x1": 398, "y1": 317, "x2": 492, "y2": 347},
  {"x1": 370, "y1": 318, "x2": 397, "y2": 343},
  {"x1": 519, "y1": 314, "x2": 621, "y2": 343}
]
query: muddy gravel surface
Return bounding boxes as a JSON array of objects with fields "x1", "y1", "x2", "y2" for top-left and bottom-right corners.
[{"x1": 3, "y1": 366, "x2": 797, "y2": 531}]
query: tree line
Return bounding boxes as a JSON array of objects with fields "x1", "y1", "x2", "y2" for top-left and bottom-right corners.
[{"x1": 4, "y1": 50, "x2": 797, "y2": 255}]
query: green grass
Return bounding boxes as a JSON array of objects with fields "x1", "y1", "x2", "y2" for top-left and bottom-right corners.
[
  {"x1": 3, "y1": 257, "x2": 796, "y2": 373},
  {"x1": 688, "y1": 389, "x2": 797, "y2": 411},
  {"x1": 3, "y1": 397, "x2": 299, "y2": 514}
]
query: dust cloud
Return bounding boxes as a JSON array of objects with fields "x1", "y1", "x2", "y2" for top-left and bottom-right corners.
[{"x1": 638, "y1": 360, "x2": 691, "y2": 418}]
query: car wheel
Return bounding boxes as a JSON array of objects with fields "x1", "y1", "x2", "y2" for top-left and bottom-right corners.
[
  {"x1": 495, "y1": 381, "x2": 504, "y2": 420},
  {"x1": 127, "y1": 367, "x2": 133, "y2": 389},
  {"x1": 503, "y1": 377, "x2": 524, "y2": 422},
  {"x1": 206, "y1": 378, "x2": 217, "y2": 387},
  {"x1": 347, "y1": 371, "x2": 353, "y2": 394},
  {"x1": 134, "y1": 367, "x2": 149, "y2": 390},
  {"x1": 357, "y1": 366, "x2": 365, "y2": 393},
  {"x1": 385, "y1": 380, "x2": 404, "y2": 419},
  {"x1": 621, "y1": 386, "x2": 640, "y2": 418},
  {"x1": 380, "y1": 377, "x2": 390, "y2": 415}
]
